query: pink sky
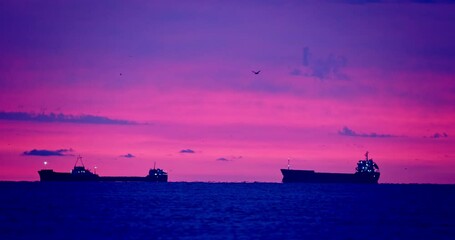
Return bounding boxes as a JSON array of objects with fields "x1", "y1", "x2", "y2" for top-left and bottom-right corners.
[{"x1": 1, "y1": 0, "x2": 454, "y2": 183}]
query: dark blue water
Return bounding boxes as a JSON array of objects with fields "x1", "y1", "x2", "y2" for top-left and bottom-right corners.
[{"x1": 0, "y1": 182, "x2": 454, "y2": 239}]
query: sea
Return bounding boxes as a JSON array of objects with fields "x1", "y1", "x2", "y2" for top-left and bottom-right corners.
[{"x1": 0, "y1": 182, "x2": 454, "y2": 240}]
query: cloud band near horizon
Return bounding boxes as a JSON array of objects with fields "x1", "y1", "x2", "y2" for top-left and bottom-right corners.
[
  {"x1": 0, "y1": 111, "x2": 137, "y2": 125},
  {"x1": 338, "y1": 126, "x2": 395, "y2": 138}
]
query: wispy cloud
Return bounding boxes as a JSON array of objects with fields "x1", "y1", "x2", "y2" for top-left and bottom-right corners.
[
  {"x1": 302, "y1": 47, "x2": 310, "y2": 66},
  {"x1": 298, "y1": 47, "x2": 349, "y2": 80},
  {"x1": 120, "y1": 153, "x2": 135, "y2": 158},
  {"x1": 179, "y1": 149, "x2": 195, "y2": 154},
  {"x1": 216, "y1": 156, "x2": 242, "y2": 162},
  {"x1": 426, "y1": 132, "x2": 449, "y2": 138},
  {"x1": 338, "y1": 126, "x2": 394, "y2": 138},
  {"x1": 290, "y1": 68, "x2": 302, "y2": 76},
  {"x1": 22, "y1": 149, "x2": 73, "y2": 156},
  {"x1": 310, "y1": 54, "x2": 348, "y2": 80},
  {"x1": 0, "y1": 111, "x2": 137, "y2": 125}
]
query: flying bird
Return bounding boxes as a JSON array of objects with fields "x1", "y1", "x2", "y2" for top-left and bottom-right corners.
[{"x1": 252, "y1": 70, "x2": 261, "y2": 75}]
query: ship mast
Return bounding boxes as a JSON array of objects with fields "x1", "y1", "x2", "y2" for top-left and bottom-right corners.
[{"x1": 74, "y1": 155, "x2": 85, "y2": 167}]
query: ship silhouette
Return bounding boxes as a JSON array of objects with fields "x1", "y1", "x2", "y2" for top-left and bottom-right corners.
[
  {"x1": 281, "y1": 152, "x2": 380, "y2": 184},
  {"x1": 38, "y1": 156, "x2": 168, "y2": 182}
]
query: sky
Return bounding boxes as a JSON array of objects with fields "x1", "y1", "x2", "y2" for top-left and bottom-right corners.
[{"x1": 1, "y1": 0, "x2": 454, "y2": 183}]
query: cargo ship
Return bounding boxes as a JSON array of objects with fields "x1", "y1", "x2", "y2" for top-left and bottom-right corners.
[
  {"x1": 281, "y1": 152, "x2": 380, "y2": 184},
  {"x1": 38, "y1": 156, "x2": 168, "y2": 182}
]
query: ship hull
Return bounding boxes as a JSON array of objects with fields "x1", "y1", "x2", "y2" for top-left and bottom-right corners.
[
  {"x1": 281, "y1": 169, "x2": 380, "y2": 184},
  {"x1": 38, "y1": 170, "x2": 168, "y2": 182}
]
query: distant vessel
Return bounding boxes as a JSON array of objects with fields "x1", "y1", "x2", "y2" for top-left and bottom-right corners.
[
  {"x1": 38, "y1": 156, "x2": 168, "y2": 182},
  {"x1": 281, "y1": 152, "x2": 380, "y2": 184}
]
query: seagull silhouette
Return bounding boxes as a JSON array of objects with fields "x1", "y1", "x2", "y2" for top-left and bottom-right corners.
[{"x1": 252, "y1": 70, "x2": 261, "y2": 75}]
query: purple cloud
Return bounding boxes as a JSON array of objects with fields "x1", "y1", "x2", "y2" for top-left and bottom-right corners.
[
  {"x1": 180, "y1": 149, "x2": 195, "y2": 154},
  {"x1": 305, "y1": 50, "x2": 349, "y2": 80},
  {"x1": 426, "y1": 132, "x2": 449, "y2": 138},
  {"x1": 0, "y1": 111, "x2": 136, "y2": 125},
  {"x1": 23, "y1": 149, "x2": 73, "y2": 157},
  {"x1": 216, "y1": 156, "x2": 242, "y2": 162},
  {"x1": 339, "y1": 126, "x2": 394, "y2": 138}
]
